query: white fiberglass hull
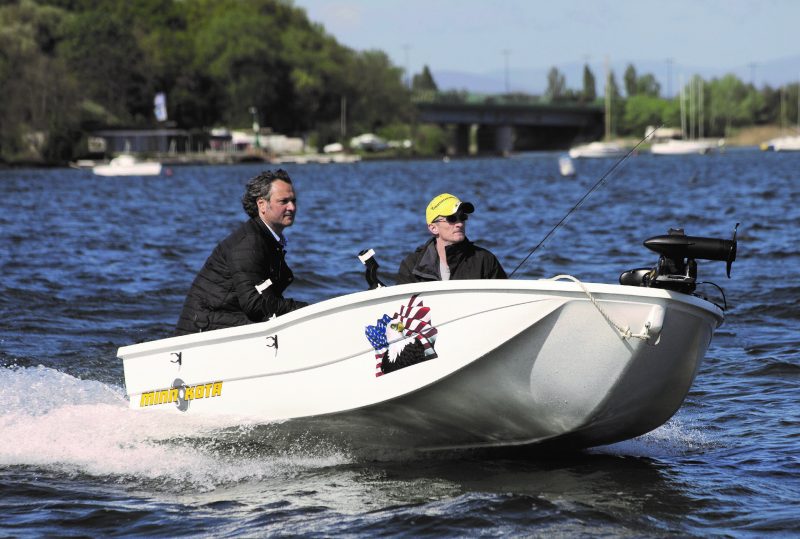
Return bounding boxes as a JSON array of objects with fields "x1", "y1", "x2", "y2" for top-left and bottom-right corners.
[
  {"x1": 568, "y1": 142, "x2": 627, "y2": 159},
  {"x1": 93, "y1": 155, "x2": 162, "y2": 176},
  {"x1": 650, "y1": 139, "x2": 723, "y2": 155},
  {"x1": 765, "y1": 135, "x2": 800, "y2": 151},
  {"x1": 118, "y1": 279, "x2": 723, "y2": 450},
  {"x1": 93, "y1": 163, "x2": 162, "y2": 176}
]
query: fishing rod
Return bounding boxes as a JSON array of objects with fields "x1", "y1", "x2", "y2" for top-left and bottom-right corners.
[{"x1": 508, "y1": 125, "x2": 662, "y2": 277}]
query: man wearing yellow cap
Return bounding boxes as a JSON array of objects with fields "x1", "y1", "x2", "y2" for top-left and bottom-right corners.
[{"x1": 397, "y1": 193, "x2": 507, "y2": 283}]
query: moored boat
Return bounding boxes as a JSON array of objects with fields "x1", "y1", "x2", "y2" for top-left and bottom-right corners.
[
  {"x1": 93, "y1": 154, "x2": 162, "y2": 176},
  {"x1": 650, "y1": 138, "x2": 724, "y2": 155},
  {"x1": 568, "y1": 141, "x2": 628, "y2": 159},
  {"x1": 761, "y1": 134, "x2": 800, "y2": 152}
]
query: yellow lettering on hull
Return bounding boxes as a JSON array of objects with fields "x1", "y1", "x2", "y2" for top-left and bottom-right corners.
[{"x1": 138, "y1": 381, "x2": 224, "y2": 408}]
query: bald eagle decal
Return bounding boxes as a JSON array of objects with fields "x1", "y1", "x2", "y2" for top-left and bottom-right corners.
[{"x1": 365, "y1": 294, "x2": 438, "y2": 377}]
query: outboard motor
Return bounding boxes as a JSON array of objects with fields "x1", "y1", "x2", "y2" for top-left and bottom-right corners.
[
  {"x1": 358, "y1": 249, "x2": 386, "y2": 289},
  {"x1": 620, "y1": 224, "x2": 738, "y2": 295}
]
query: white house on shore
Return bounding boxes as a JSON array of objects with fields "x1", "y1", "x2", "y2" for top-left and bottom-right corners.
[{"x1": 227, "y1": 129, "x2": 305, "y2": 154}]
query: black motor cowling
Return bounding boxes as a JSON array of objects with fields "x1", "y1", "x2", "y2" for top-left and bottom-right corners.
[{"x1": 619, "y1": 224, "x2": 738, "y2": 294}]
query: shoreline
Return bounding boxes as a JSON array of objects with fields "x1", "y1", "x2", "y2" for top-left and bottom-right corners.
[{"x1": 1, "y1": 125, "x2": 793, "y2": 170}]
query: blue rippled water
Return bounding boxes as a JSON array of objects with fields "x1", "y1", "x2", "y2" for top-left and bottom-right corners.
[{"x1": 1, "y1": 149, "x2": 798, "y2": 537}]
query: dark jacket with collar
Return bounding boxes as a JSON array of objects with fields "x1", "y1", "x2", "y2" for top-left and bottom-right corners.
[
  {"x1": 397, "y1": 237, "x2": 507, "y2": 283},
  {"x1": 175, "y1": 218, "x2": 305, "y2": 335}
]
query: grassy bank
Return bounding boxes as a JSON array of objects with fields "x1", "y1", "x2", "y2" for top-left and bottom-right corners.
[{"x1": 724, "y1": 125, "x2": 794, "y2": 147}]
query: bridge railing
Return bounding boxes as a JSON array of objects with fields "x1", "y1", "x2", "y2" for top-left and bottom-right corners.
[{"x1": 412, "y1": 90, "x2": 603, "y2": 109}]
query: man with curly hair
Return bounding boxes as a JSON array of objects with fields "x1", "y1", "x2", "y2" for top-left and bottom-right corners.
[{"x1": 175, "y1": 169, "x2": 307, "y2": 335}]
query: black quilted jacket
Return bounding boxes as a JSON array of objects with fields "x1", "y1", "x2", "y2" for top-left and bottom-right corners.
[
  {"x1": 175, "y1": 218, "x2": 304, "y2": 335},
  {"x1": 397, "y1": 237, "x2": 507, "y2": 283}
]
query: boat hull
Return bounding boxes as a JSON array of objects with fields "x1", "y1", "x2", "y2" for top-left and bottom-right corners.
[
  {"x1": 764, "y1": 135, "x2": 800, "y2": 152},
  {"x1": 650, "y1": 139, "x2": 723, "y2": 155},
  {"x1": 93, "y1": 163, "x2": 162, "y2": 176},
  {"x1": 568, "y1": 142, "x2": 627, "y2": 159},
  {"x1": 119, "y1": 280, "x2": 722, "y2": 450},
  {"x1": 93, "y1": 155, "x2": 162, "y2": 176}
]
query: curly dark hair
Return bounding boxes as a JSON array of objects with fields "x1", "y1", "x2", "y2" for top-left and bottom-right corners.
[{"x1": 241, "y1": 169, "x2": 293, "y2": 218}]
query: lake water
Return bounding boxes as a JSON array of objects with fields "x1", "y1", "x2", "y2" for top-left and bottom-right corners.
[{"x1": 1, "y1": 149, "x2": 798, "y2": 537}]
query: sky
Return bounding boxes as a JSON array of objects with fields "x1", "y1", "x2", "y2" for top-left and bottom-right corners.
[{"x1": 296, "y1": 0, "x2": 800, "y2": 92}]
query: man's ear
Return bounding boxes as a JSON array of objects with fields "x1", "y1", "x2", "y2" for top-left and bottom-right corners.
[
  {"x1": 427, "y1": 223, "x2": 439, "y2": 236},
  {"x1": 257, "y1": 197, "x2": 268, "y2": 213}
]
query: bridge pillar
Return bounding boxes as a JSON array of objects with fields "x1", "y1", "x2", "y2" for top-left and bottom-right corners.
[
  {"x1": 454, "y1": 124, "x2": 471, "y2": 155},
  {"x1": 495, "y1": 125, "x2": 513, "y2": 155},
  {"x1": 476, "y1": 125, "x2": 513, "y2": 155},
  {"x1": 476, "y1": 125, "x2": 493, "y2": 154}
]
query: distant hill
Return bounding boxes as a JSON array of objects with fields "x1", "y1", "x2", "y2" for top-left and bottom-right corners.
[{"x1": 434, "y1": 55, "x2": 800, "y2": 96}]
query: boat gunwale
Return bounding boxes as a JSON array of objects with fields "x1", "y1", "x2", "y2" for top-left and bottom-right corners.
[{"x1": 117, "y1": 279, "x2": 723, "y2": 358}]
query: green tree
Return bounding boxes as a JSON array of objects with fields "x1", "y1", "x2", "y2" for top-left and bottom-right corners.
[
  {"x1": 545, "y1": 66, "x2": 567, "y2": 101},
  {"x1": 191, "y1": 2, "x2": 286, "y2": 129},
  {"x1": 771, "y1": 83, "x2": 800, "y2": 128},
  {"x1": 411, "y1": 124, "x2": 447, "y2": 155},
  {"x1": 624, "y1": 64, "x2": 637, "y2": 97},
  {"x1": 277, "y1": 3, "x2": 364, "y2": 134},
  {"x1": 347, "y1": 49, "x2": 411, "y2": 134},
  {"x1": 707, "y1": 74, "x2": 754, "y2": 135},
  {"x1": 759, "y1": 85, "x2": 781, "y2": 125},
  {"x1": 661, "y1": 97, "x2": 682, "y2": 132},
  {"x1": 605, "y1": 69, "x2": 623, "y2": 136},
  {"x1": 0, "y1": 0, "x2": 82, "y2": 163},
  {"x1": 412, "y1": 65, "x2": 438, "y2": 91},
  {"x1": 582, "y1": 64, "x2": 596, "y2": 102},
  {"x1": 622, "y1": 64, "x2": 660, "y2": 100},
  {"x1": 636, "y1": 73, "x2": 661, "y2": 97},
  {"x1": 623, "y1": 95, "x2": 668, "y2": 137},
  {"x1": 59, "y1": 4, "x2": 153, "y2": 123},
  {"x1": 606, "y1": 70, "x2": 622, "y2": 100}
]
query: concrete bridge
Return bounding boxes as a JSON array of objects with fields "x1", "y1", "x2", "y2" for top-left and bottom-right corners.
[{"x1": 415, "y1": 96, "x2": 604, "y2": 155}]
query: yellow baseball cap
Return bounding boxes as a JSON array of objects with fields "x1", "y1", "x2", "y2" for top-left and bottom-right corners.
[{"x1": 425, "y1": 193, "x2": 475, "y2": 224}]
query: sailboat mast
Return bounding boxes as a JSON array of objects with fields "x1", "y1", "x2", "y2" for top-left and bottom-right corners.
[
  {"x1": 679, "y1": 75, "x2": 686, "y2": 139},
  {"x1": 689, "y1": 77, "x2": 697, "y2": 140},
  {"x1": 780, "y1": 87, "x2": 786, "y2": 133},
  {"x1": 604, "y1": 57, "x2": 611, "y2": 141},
  {"x1": 699, "y1": 79, "x2": 704, "y2": 139}
]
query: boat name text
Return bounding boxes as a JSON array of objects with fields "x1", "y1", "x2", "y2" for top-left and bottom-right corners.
[{"x1": 139, "y1": 381, "x2": 223, "y2": 407}]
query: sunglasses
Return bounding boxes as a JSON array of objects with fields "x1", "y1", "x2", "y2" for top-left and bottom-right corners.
[{"x1": 434, "y1": 212, "x2": 469, "y2": 224}]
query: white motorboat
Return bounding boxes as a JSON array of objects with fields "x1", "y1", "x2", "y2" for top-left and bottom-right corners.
[
  {"x1": 762, "y1": 135, "x2": 800, "y2": 152},
  {"x1": 93, "y1": 154, "x2": 162, "y2": 176},
  {"x1": 568, "y1": 141, "x2": 628, "y2": 159},
  {"x1": 69, "y1": 159, "x2": 97, "y2": 169},
  {"x1": 118, "y1": 229, "x2": 737, "y2": 451},
  {"x1": 650, "y1": 138, "x2": 724, "y2": 155}
]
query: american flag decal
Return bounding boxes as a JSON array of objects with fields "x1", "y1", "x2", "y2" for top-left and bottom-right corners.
[{"x1": 364, "y1": 294, "x2": 439, "y2": 377}]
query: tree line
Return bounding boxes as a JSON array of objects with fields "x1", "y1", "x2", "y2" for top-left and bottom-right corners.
[
  {"x1": 2, "y1": 0, "x2": 798, "y2": 165},
  {"x1": 0, "y1": 0, "x2": 415, "y2": 164},
  {"x1": 543, "y1": 64, "x2": 800, "y2": 139}
]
